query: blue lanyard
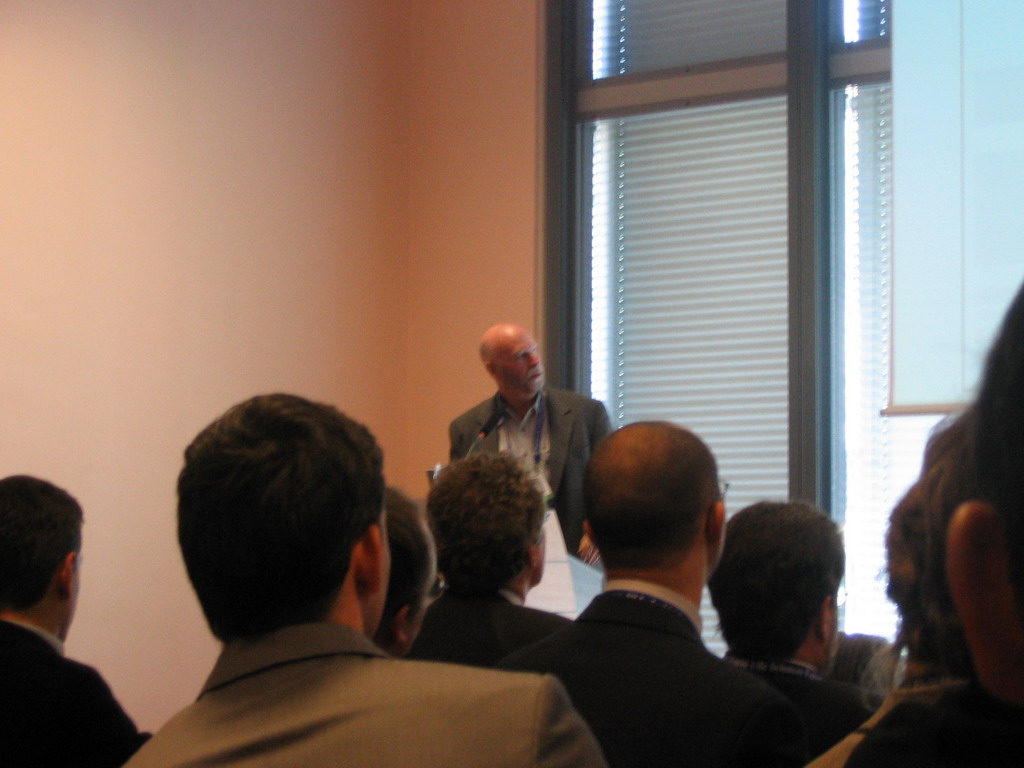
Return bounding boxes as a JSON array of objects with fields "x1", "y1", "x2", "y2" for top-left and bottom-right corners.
[
  {"x1": 725, "y1": 654, "x2": 823, "y2": 681},
  {"x1": 532, "y1": 392, "x2": 545, "y2": 469},
  {"x1": 496, "y1": 392, "x2": 546, "y2": 471},
  {"x1": 604, "y1": 590, "x2": 689, "y2": 620}
]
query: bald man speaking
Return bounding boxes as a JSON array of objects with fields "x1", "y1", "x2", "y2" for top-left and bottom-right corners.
[{"x1": 449, "y1": 324, "x2": 612, "y2": 560}]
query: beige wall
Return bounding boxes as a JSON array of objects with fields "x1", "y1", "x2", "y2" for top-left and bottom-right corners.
[{"x1": 0, "y1": 0, "x2": 541, "y2": 731}]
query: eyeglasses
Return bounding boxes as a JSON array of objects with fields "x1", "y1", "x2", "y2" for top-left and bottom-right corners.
[
  {"x1": 718, "y1": 480, "x2": 730, "y2": 500},
  {"x1": 428, "y1": 572, "x2": 447, "y2": 601}
]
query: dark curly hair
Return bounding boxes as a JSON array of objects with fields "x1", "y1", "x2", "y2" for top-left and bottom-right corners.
[
  {"x1": 709, "y1": 501, "x2": 844, "y2": 660},
  {"x1": 427, "y1": 453, "x2": 543, "y2": 597},
  {"x1": 886, "y1": 409, "x2": 975, "y2": 680}
]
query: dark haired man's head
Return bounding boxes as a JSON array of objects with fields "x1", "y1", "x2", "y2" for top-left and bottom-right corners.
[
  {"x1": 177, "y1": 393, "x2": 386, "y2": 642},
  {"x1": 708, "y1": 501, "x2": 844, "y2": 664},
  {"x1": 375, "y1": 487, "x2": 437, "y2": 656},
  {"x1": 886, "y1": 410, "x2": 975, "y2": 680},
  {"x1": 583, "y1": 422, "x2": 720, "y2": 571},
  {"x1": 427, "y1": 453, "x2": 544, "y2": 598},
  {"x1": 0, "y1": 475, "x2": 83, "y2": 640}
]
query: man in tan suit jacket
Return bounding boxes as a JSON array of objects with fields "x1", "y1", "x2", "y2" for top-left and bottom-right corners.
[{"x1": 127, "y1": 394, "x2": 606, "y2": 768}]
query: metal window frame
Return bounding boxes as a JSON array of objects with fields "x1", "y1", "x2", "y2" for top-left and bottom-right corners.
[{"x1": 543, "y1": 0, "x2": 891, "y2": 510}]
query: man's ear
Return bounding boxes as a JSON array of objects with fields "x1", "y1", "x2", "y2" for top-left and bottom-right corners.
[
  {"x1": 391, "y1": 603, "x2": 414, "y2": 647},
  {"x1": 55, "y1": 551, "x2": 77, "y2": 600},
  {"x1": 704, "y1": 499, "x2": 726, "y2": 573},
  {"x1": 706, "y1": 499, "x2": 725, "y2": 548},
  {"x1": 947, "y1": 500, "x2": 1024, "y2": 706},
  {"x1": 350, "y1": 523, "x2": 388, "y2": 633},
  {"x1": 527, "y1": 542, "x2": 544, "y2": 588},
  {"x1": 812, "y1": 593, "x2": 837, "y2": 643},
  {"x1": 351, "y1": 523, "x2": 386, "y2": 598}
]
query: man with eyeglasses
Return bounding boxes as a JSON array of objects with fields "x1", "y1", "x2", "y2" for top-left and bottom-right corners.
[
  {"x1": 500, "y1": 422, "x2": 808, "y2": 768},
  {"x1": 373, "y1": 487, "x2": 445, "y2": 657},
  {"x1": 449, "y1": 323, "x2": 612, "y2": 562}
]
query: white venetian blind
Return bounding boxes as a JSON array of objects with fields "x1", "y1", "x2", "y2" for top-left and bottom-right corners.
[
  {"x1": 589, "y1": 97, "x2": 789, "y2": 651},
  {"x1": 838, "y1": 82, "x2": 943, "y2": 638},
  {"x1": 592, "y1": 0, "x2": 786, "y2": 78}
]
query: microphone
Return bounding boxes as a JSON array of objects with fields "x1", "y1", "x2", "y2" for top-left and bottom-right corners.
[{"x1": 464, "y1": 409, "x2": 504, "y2": 459}]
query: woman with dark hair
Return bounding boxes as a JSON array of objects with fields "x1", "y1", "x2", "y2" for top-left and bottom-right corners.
[{"x1": 810, "y1": 411, "x2": 976, "y2": 766}]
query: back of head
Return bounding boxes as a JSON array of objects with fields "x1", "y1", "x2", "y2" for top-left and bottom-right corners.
[
  {"x1": 584, "y1": 421, "x2": 718, "y2": 569},
  {"x1": 973, "y1": 281, "x2": 1024, "y2": 615},
  {"x1": 709, "y1": 501, "x2": 844, "y2": 660},
  {"x1": 177, "y1": 393, "x2": 384, "y2": 642},
  {"x1": 0, "y1": 476, "x2": 82, "y2": 611},
  {"x1": 886, "y1": 410, "x2": 975, "y2": 679},
  {"x1": 378, "y1": 487, "x2": 435, "y2": 642},
  {"x1": 427, "y1": 453, "x2": 543, "y2": 597}
]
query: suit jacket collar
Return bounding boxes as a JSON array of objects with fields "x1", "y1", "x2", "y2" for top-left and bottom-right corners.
[
  {"x1": 202, "y1": 622, "x2": 385, "y2": 696},
  {"x1": 543, "y1": 389, "x2": 575, "y2": 497},
  {"x1": 465, "y1": 388, "x2": 578, "y2": 498},
  {"x1": 465, "y1": 395, "x2": 504, "y2": 457},
  {"x1": 481, "y1": 388, "x2": 575, "y2": 495},
  {"x1": 0, "y1": 617, "x2": 63, "y2": 655},
  {"x1": 577, "y1": 591, "x2": 703, "y2": 644}
]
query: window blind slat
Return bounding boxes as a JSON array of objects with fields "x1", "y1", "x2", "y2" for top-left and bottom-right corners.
[
  {"x1": 590, "y1": 96, "x2": 788, "y2": 655},
  {"x1": 593, "y1": 0, "x2": 787, "y2": 78}
]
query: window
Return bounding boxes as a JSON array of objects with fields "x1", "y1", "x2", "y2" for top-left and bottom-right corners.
[
  {"x1": 555, "y1": 0, "x2": 1024, "y2": 651},
  {"x1": 555, "y1": 0, "x2": 936, "y2": 650}
]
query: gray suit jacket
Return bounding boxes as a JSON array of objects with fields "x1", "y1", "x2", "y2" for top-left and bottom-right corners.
[
  {"x1": 126, "y1": 623, "x2": 607, "y2": 768},
  {"x1": 449, "y1": 388, "x2": 612, "y2": 554}
]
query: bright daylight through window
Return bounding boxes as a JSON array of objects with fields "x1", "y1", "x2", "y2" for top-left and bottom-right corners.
[{"x1": 576, "y1": 0, "x2": 1024, "y2": 648}]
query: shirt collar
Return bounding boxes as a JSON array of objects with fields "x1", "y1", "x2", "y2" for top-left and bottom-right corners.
[
  {"x1": 497, "y1": 588, "x2": 525, "y2": 606},
  {"x1": 0, "y1": 617, "x2": 64, "y2": 655},
  {"x1": 496, "y1": 391, "x2": 544, "y2": 423},
  {"x1": 603, "y1": 578, "x2": 702, "y2": 632}
]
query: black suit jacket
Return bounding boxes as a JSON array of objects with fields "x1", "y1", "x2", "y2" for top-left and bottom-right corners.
[
  {"x1": 845, "y1": 682, "x2": 1024, "y2": 768},
  {"x1": 407, "y1": 592, "x2": 571, "y2": 668},
  {"x1": 0, "y1": 620, "x2": 146, "y2": 768},
  {"x1": 743, "y1": 664, "x2": 872, "y2": 759},
  {"x1": 448, "y1": 388, "x2": 612, "y2": 554},
  {"x1": 499, "y1": 592, "x2": 808, "y2": 768}
]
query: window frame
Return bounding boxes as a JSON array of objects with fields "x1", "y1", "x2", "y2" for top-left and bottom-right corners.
[{"x1": 542, "y1": 0, "x2": 891, "y2": 512}]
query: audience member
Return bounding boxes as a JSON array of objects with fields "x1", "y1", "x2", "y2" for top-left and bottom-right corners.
[
  {"x1": 845, "y1": 281, "x2": 1024, "y2": 766},
  {"x1": 707, "y1": 501, "x2": 872, "y2": 759},
  {"x1": 811, "y1": 410, "x2": 976, "y2": 766},
  {"x1": 0, "y1": 475, "x2": 147, "y2": 768},
  {"x1": 373, "y1": 487, "x2": 440, "y2": 657},
  {"x1": 408, "y1": 453, "x2": 570, "y2": 666},
  {"x1": 500, "y1": 422, "x2": 807, "y2": 768},
  {"x1": 827, "y1": 632, "x2": 894, "y2": 709},
  {"x1": 126, "y1": 394, "x2": 607, "y2": 768},
  {"x1": 449, "y1": 323, "x2": 611, "y2": 559}
]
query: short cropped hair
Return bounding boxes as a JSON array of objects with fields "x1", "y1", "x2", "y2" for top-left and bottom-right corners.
[
  {"x1": 0, "y1": 475, "x2": 83, "y2": 611},
  {"x1": 709, "y1": 501, "x2": 844, "y2": 660},
  {"x1": 177, "y1": 394, "x2": 384, "y2": 641},
  {"x1": 427, "y1": 453, "x2": 543, "y2": 597},
  {"x1": 378, "y1": 487, "x2": 435, "y2": 640},
  {"x1": 584, "y1": 422, "x2": 718, "y2": 569}
]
